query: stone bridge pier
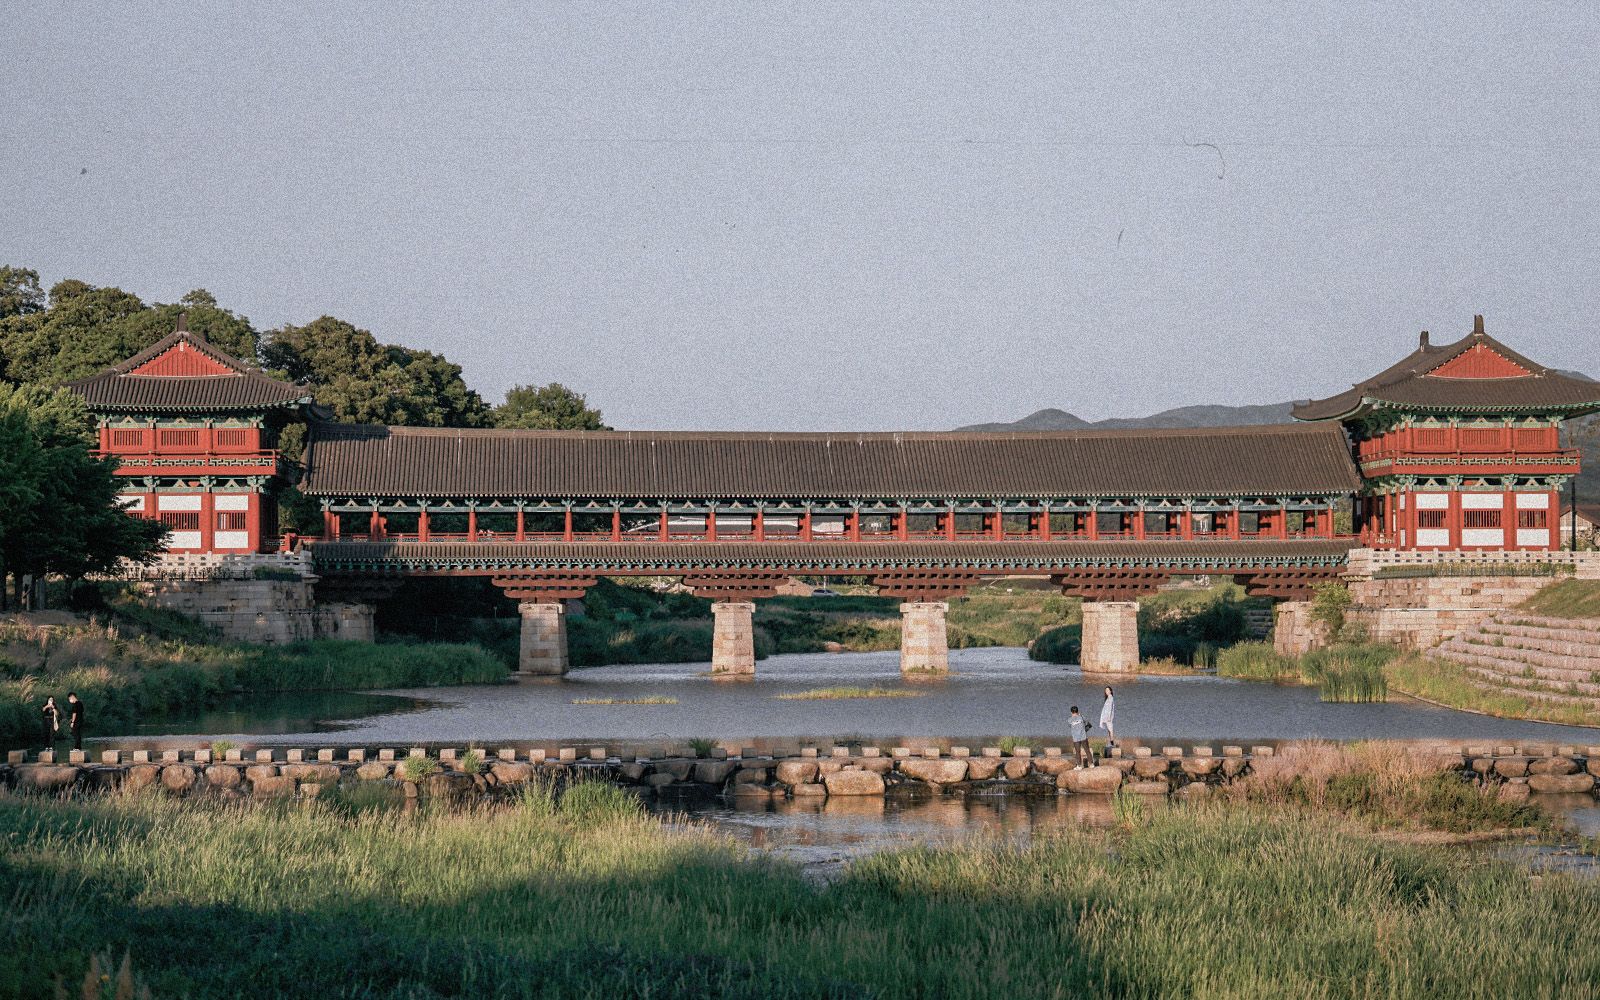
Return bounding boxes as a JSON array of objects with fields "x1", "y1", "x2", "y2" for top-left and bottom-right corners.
[
  {"x1": 899, "y1": 602, "x2": 950, "y2": 674},
  {"x1": 711, "y1": 601, "x2": 757, "y2": 675},
  {"x1": 1080, "y1": 601, "x2": 1140, "y2": 673},
  {"x1": 517, "y1": 601, "x2": 568, "y2": 676}
]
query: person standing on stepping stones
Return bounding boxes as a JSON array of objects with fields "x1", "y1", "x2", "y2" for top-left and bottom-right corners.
[
  {"x1": 1069, "y1": 706, "x2": 1091, "y2": 769},
  {"x1": 67, "y1": 692, "x2": 85, "y2": 751},
  {"x1": 40, "y1": 696, "x2": 60, "y2": 748},
  {"x1": 1099, "y1": 687, "x2": 1116, "y2": 751}
]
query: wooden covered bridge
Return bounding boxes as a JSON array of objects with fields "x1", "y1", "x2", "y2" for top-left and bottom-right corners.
[{"x1": 71, "y1": 315, "x2": 1600, "y2": 674}]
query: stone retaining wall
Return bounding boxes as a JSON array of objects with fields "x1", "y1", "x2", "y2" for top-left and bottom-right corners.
[
  {"x1": 135, "y1": 579, "x2": 373, "y2": 644},
  {"x1": 8, "y1": 741, "x2": 1600, "y2": 803},
  {"x1": 1346, "y1": 575, "x2": 1553, "y2": 650}
]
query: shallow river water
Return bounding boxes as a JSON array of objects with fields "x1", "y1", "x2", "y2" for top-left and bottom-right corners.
[{"x1": 116, "y1": 646, "x2": 1600, "y2": 746}]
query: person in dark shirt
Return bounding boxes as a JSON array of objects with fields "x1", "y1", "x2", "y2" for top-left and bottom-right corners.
[
  {"x1": 41, "y1": 697, "x2": 60, "y2": 748},
  {"x1": 67, "y1": 692, "x2": 84, "y2": 751}
]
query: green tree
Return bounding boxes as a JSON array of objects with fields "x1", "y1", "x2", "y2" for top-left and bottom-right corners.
[
  {"x1": 0, "y1": 277, "x2": 259, "y2": 387},
  {"x1": 0, "y1": 266, "x2": 45, "y2": 320},
  {"x1": 263, "y1": 317, "x2": 488, "y2": 427},
  {"x1": 0, "y1": 384, "x2": 166, "y2": 607},
  {"x1": 493, "y1": 383, "x2": 607, "y2": 430}
]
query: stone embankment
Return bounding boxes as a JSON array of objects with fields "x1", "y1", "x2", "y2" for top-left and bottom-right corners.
[
  {"x1": 7, "y1": 741, "x2": 1600, "y2": 803},
  {"x1": 1436, "y1": 615, "x2": 1600, "y2": 709}
]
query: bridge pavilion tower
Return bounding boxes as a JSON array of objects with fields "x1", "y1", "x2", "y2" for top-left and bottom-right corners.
[
  {"x1": 67, "y1": 316, "x2": 313, "y2": 555},
  {"x1": 1294, "y1": 317, "x2": 1600, "y2": 552}
]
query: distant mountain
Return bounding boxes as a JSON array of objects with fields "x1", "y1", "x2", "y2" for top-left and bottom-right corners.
[{"x1": 957, "y1": 402, "x2": 1297, "y2": 433}]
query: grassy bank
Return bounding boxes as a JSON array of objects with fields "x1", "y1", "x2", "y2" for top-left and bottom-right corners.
[
  {"x1": 0, "y1": 621, "x2": 505, "y2": 749},
  {"x1": 1384, "y1": 653, "x2": 1600, "y2": 728},
  {"x1": 2, "y1": 778, "x2": 1595, "y2": 998},
  {"x1": 1518, "y1": 578, "x2": 1600, "y2": 620}
]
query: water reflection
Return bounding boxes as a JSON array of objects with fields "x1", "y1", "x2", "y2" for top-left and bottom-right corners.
[{"x1": 113, "y1": 690, "x2": 427, "y2": 740}]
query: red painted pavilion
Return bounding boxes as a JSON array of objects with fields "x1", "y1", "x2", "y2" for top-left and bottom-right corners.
[
  {"x1": 67, "y1": 318, "x2": 312, "y2": 554},
  {"x1": 1293, "y1": 316, "x2": 1600, "y2": 552}
]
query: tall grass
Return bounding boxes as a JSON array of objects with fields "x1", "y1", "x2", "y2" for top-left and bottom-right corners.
[
  {"x1": 1219, "y1": 642, "x2": 1393, "y2": 702},
  {"x1": 1518, "y1": 579, "x2": 1600, "y2": 620},
  {"x1": 2, "y1": 791, "x2": 1597, "y2": 998},
  {"x1": 1385, "y1": 653, "x2": 1600, "y2": 728}
]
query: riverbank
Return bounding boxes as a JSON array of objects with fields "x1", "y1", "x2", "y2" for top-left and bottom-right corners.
[
  {"x1": 3, "y1": 747, "x2": 1597, "y2": 998},
  {"x1": 0, "y1": 618, "x2": 505, "y2": 750}
]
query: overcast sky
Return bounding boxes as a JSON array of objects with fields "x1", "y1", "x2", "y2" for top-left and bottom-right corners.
[{"x1": 4, "y1": 4, "x2": 1598, "y2": 430}]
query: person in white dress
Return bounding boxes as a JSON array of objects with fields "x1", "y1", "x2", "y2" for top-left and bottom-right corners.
[{"x1": 1099, "y1": 686, "x2": 1116, "y2": 750}]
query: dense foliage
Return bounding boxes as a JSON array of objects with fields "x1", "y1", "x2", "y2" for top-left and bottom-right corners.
[
  {"x1": 492, "y1": 382, "x2": 607, "y2": 430},
  {"x1": 0, "y1": 385, "x2": 166, "y2": 605}
]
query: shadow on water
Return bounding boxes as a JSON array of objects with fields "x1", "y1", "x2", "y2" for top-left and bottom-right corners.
[{"x1": 112, "y1": 690, "x2": 429, "y2": 740}]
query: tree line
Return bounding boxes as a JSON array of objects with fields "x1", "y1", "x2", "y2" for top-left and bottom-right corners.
[{"x1": 0, "y1": 265, "x2": 608, "y2": 605}]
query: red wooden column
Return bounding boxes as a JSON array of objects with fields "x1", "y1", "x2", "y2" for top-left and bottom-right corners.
[
  {"x1": 200, "y1": 491, "x2": 215, "y2": 551},
  {"x1": 754, "y1": 508, "x2": 766, "y2": 542},
  {"x1": 990, "y1": 506, "x2": 1003, "y2": 541},
  {"x1": 1549, "y1": 488, "x2": 1563, "y2": 551},
  {"x1": 802, "y1": 507, "x2": 814, "y2": 542},
  {"x1": 1228, "y1": 505, "x2": 1241, "y2": 540},
  {"x1": 563, "y1": 508, "x2": 574, "y2": 542},
  {"x1": 1086, "y1": 506, "x2": 1099, "y2": 541},
  {"x1": 944, "y1": 508, "x2": 956, "y2": 541},
  {"x1": 418, "y1": 509, "x2": 430, "y2": 542},
  {"x1": 706, "y1": 508, "x2": 718, "y2": 541},
  {"x1": 848, "y1": 509, "x2": 860, "y2": 542},
  {"x1": 369, "y1": 509, "x2": 381, "y2": 538},
  {"x1": 1038, "y1": 505, "x2": 1052, "y2": 541},
  {"x1": 1275, "y1": 505, "x2": 1288, "y2": 540},
  {"x1": 467, "y1": 507, "x2": 479, "y2": 542},
  {"x1": 1446, "y1": 492, "x2": 1461, "y2": 551},
  {"x1": 322, "y1": 509, "x2": 337, "y2": 540},
  {"x1": 1132, "y1": 506, "x2": 1146, "y2": 541},
  {"x1": 658, "y1": 508, "x2": 669, "y2": 542},
  {"x1": 611, "y1": 509, "x2": 622, "y2": 542},
  {"x1": 1181, "y1": 506, "x2": 1194, "y2": 540},
  {"x1": 1502, "y1": 490, "x2": 1517, "y2": 552},
  {"x1": 515, "y1": 508, "x2": 526, "y2": 542},
  {"x1": 897, "y1": 506, "x2": 908, "y2": 541}
]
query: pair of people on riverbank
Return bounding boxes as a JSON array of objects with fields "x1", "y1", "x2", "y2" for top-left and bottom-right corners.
[
  {"x1": 1069, "y1": 687, "x2": 1116, "y2": 769},
  {"x1": 39, "y1": 693, "x2": 84, "y2": 750}
]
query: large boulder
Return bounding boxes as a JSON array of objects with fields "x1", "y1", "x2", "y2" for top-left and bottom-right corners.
[
  {"x1": 123, "y1": 764, "x2": 160, "y2": 791},
  {"x1": 1493, "y1": 758, "x2": 1530, "y2": 778},
  {"x1": 1529, "y1": 773, "x2": 1595, "y2": 794},
  {"x1": 244, "y1": 764, "x2": 279, "y2": 782},
  {"x1": 965, "y1": 758, "x2": 1002, "y2": 781},
  {"x1": 693, "y1": 760, "x2": 737, "y2": 785},
  {"x1": 791, "y1": 781, "x2": 827, "y2": 797},
  {"x1": 284, "y1": 763, "x2": 342, "y2": 784},
  {"x1": 774, "y1": 760, "x2": 819, "y2": 785},
  {"x1": 423, "y1": 772, "x2": 473, "y2": 800},
  {"x1": 1003, "y1": 758, "x2": 1033, "y2": 780},
  {"x1": 1529, "y1": 757, "x2": 1578, "y2": 776},
  {"x1": 617, "y1": 762, "x2": 647, "y2": 782},
  {"x1": 1588, "y1": 758, "x2": 1600, "y2": 778},
  {"x1": 859, "y1": 757, "x2": 894, "y2": 774},
  {"x1": 159, "y1": 765, "x2": 197, "y2": 794},
  {"x1": 251, "y1": 775, "x2": 297, "y2": 797},
  {"x1": 1174, "y1": 781, "x2": 1211, "y2": 800},
  {"x1": 1497, "y1": 781, "x2": 1531, "y2": 803},
  {"x1": 1058, "y1": 765, "x2": 1123, "y2": 794},
  {"x1": 824, "y1": 768, "x2": 885, "y2": 796},
  {"x1": 656, "y1": 760, "x2": 693, "y2": 781},
  {"x1": 1133, "y1": 758, "x2": 1170, "y2": 779},
  {"x1": 1031, "y1": 757, "x2": 1075, "y2": 777},
  {"x1": 15, "y1": 764, "x2": 80, "y2": 793},
  {"x1": 490, "y1": 762, "x2": 533, "y2": 785},
  {"x1": 732, "y1": 768, "x2": 769, "y2": 785},
  {"x1": 1180, "y1": 757, "x2": 1221, "y2": 779},
  {"x1": 204, "y1": 765, "x2": 242, "y2": 789},
  {"x1": 355, "y1": 761, "x2": 391, "y2": 781},
  {"x1": 899, "y1": 759, "x2": 969, "y2": 785}
]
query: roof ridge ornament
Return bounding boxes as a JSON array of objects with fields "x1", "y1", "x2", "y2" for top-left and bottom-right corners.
[
  {"x1": 1472, "y1": 314, "x2": 1485, "y2": 337},
  {"x1": 1419, "y1": 330, "x2": 1429, "y2": 349}
]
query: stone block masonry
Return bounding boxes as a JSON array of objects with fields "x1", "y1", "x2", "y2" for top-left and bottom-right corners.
[
  {"x1": 517, "y1": 601, "x2": 567, "y2": 676},
  {"x1": 1081, "y1": 601, "x2": 1139, "y2": 672},
  {"x1": 711, "y1": 601, "x2": 756, "y2": 675},
  {"x1": 1345, "y1": 574, "x2": 1554, "y2": 651},
  {"x1": 899, "y1": 602, "x2": 949, "y2": 674},
  {"x1": 1273, "y1": 601, "x2": 1318, "y2": 657},
  {"x1": 138, "y1": 579, "x2": 373, "y2": 645}
]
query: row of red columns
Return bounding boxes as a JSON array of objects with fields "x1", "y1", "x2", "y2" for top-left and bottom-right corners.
[{"x1": 330, "y1": 503, "x2": 1335, "y2": 543}]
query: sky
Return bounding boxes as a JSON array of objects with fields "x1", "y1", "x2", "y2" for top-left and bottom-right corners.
[{"x1": 3, "y1": 4, "x2": 1599, "y2": 430}]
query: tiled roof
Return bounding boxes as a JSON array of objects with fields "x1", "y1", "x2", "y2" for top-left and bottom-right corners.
[
  {"x1": 300, "y1": 422, "x2": 1362, "y2": 500},
  {"x1": 308, "y1": 538, "x2": 1358, "y2": 573},
  {"x1": 1294, "y1": 321, "x2": 1600, "y2": 421},
  {"x1": 67, "y1": 329, "x2": 312, "y2": 414}
]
